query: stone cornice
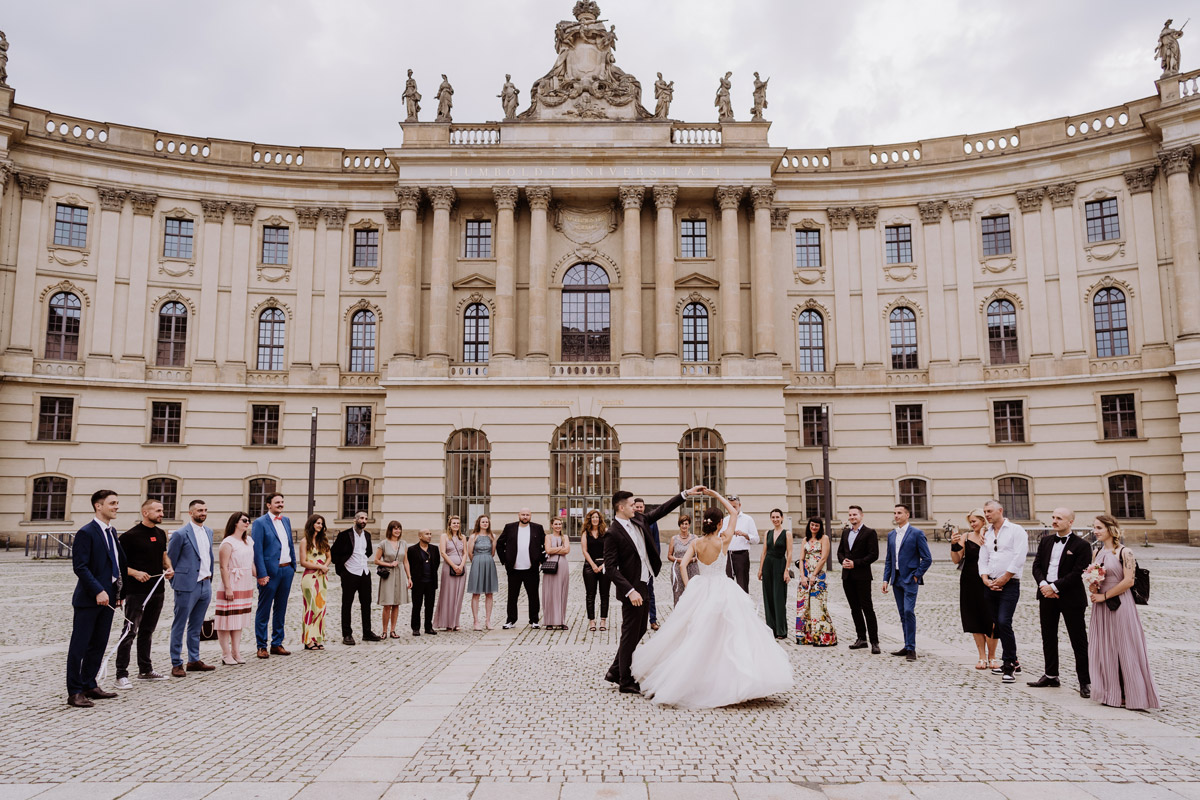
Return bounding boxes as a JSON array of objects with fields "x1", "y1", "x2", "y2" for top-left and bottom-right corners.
[
  {"x1": 917, "y1": 201, "x2": 945, "y2": 225},
  {"x1": 1046, "y1": 182, "x2": 1077, "y2": 208},
  {"x1": 618, "y1": 185, "x2": 645, "y2": 209},
  {"x1": 1158, "y1": 145, "x2": 1194, "y2": 177},
  {"x1": 749, "y1": 185, "x2": 776, "y2": 210},
  {"x1": 826, "y1": 207, "x2": 853, "y2": 230},
  {"x1": 493, "y1": 185, "x2": 520, "y2": 210},
  {"x1": 652, "y1": 184, "x2": 678, "y2": 210},
  {"x1": 1122, "y1": 165, "x2": 1158, "y2": 194},
  {"x1": 129, "y1": 191, "x2": 158, "y2": 216},
  {"x1": 946, "y1": 197, "x2": 974, "y2": 221},
  {"x1": 426, "y1": 186, "x2": 456, "y2": 211},
  {"x1": 1015, "y1": 188, "x2": 1045, "y2": 214},
  {"x1": 200, "y1": 199, "x2": 228, "y2": 223},
  {"x1": 714, "y1": 185, "x2": 744, "y2": 210},
  {"x1": 97, "y1": 185, "x2": 128, "y2": 211}
]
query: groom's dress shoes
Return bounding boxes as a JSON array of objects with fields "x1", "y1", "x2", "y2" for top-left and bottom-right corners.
[
  {"x1": 890, "y1": 647, "x2": 909, "y2": 657},
  {"x1": 604, "y1": 669, "x2": 620, "y2": 684},
  {"x1": 618, "y1": 682, "x2": 642, "y2": 694},
  {"x1": 1028, "y1": 675, "x2": 1060, "y2": 688},
  {"x1": 1080, "y1": 685, "x2": 1091, "y2": 698},
  {"x1": 848, "y1": 639, "x2": 868, "y2": 650},
  {"x1": 870, "y1": 644, "x2": 881, "y2": 654}
]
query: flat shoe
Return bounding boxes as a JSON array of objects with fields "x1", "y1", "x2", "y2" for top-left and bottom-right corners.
[
  {"x1": 389, "y1": 632, "x2": 401, "y2": 639},
  {"x1": 975, "y1": 659, "x2": 988, "y2": 670}
]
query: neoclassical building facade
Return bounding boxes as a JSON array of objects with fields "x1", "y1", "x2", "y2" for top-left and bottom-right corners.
[{"x1": 2, "y1": 8, "x2": 1200, "y2": 542}]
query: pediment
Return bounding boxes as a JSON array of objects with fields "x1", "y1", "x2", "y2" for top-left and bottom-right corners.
[
  {"x1": 453, "y1": 273, "x2": 496, "y2": 290},
  {"x1": 675, "y1": 272, "x2": 720, "y2": 290}
]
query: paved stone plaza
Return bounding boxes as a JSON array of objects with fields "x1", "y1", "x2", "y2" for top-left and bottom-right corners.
[{"x1": 2, "y1": 539, "x2": 1199, "y2": 799}]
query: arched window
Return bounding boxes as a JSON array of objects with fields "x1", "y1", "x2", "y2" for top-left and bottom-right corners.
[
  {"x1": 146, "y1": 476, "x2": 179, "y2": 521},
  {"x1": 561, "y1": 263, "x2": 611, "y2": 362},
  {"x1": 1108, "y1": 474, "x2": 1145, "y2": 519},
  {"x1": 804, "y1": 477, "x2": 830, "y2": 522},
  {"x1": 1094, "y1": 288, "x2": 1129, "y2": 357},
  {"x1": 348, "y1": 309, "x2": 376, "y2": 373},
  {"x1": 678, "y1": 428, "x2": 725, "y2": 528},
  {"x1": 445, "y1": 429, "x2": 491, "y2": 526},
  {"x1": 997, "y1": 476, "x2": 1031, "y2": 521},
  {"x1": 342, "y1": 477, "x2": 370, "y2": 520},
  {"x1": 31, "y1": 475, "x2": 68, "y2": 521},
  {"x1": 256, "y1": 308, "x2": 286, "y2": 371},
  {"x1": 463, "y1": 303, "x2": 490, "y2": 363},
  {"x1": 248, "y1": 477, "x2": 278, "y2": 518},
  {"x1": 156, "y1": 301, "x2": 188, "y2": 367},
  {"x1": 797, "y1": 309, "x2": 825, "y2": 372},
  {"x1": 898, "y1": 478, "x2": 928, "y2": 520},
  {"x1": 987, "y1": 299, "x2": 1019, "y2": 365},
  {"x1": 889, "y1": 307, "x2": 918, "y2": 370},
  {"x1": 681, "y1": 302, "x2": 709, "y2": 363},
  {"x1": 45, "y1": 292, "x2": 82, "y2": 361},
  {"x1": 550, "y1": 417, "x2": 619, "y2": 538}
]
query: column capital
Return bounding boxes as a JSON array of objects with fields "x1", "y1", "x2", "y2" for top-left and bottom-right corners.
[
  {"x1": 493, "y1": 185, "x2": 520, "y2": 210},
  {"x1": 1123, "y1": 165, "x2": 1158, "y2": 194},
  {"x1": 1015, "y1": 187, "x2": 1045, "y2": 214},
  {"x1": 652, "y1": 184, "x2": 678, "y2": 209},
  {"x1": 946, "y1": 197, "x2": 974, "y2": 221},
  {"x1": 618, "y1": 185, "x2": 646, "y2": 209},
  {"x1": 770, "y1": 207, "x2": 789, "y2": 230},
  {"x1": 323, "y1": 207, "x2": 347, "y2": 228},
  {"x1": 526, "y1": 186, "x2": 552, "y2": 209},
  {"x1": 917, "y1": 200, "x2": 945, "y2": 225},
  {"x1": 1046, "y1": 182, "x2": 1077, "y2": 208},
  {"x1": 394, "y1": 185, "x2": 422, "y2": 211},
  {"x1": 97, "y1": 186, "x2": 128, "y2": 211},
  {"x1": 1158, "y1": 145, "x2": 1195, "y2": 177},
  {"x1": 230, "y1": 202, "x2": 256, "y2": 225},
  {"x1": 129, "y1": 192, "x2": 158, "y2": 216},
  {"x1": 295, "y1": 207, "x2": 322, "y2": 229},
  {"x1": 0, "y1": 159, "x2": 14, "y2": 190},
  {"x1": 715, "y1": 185, "x2": 745, "y2": 210},
  {"x1": 748, "y1": 185, "x2": 776, "y2": 210},
  {"x1": 826, "y1": 207, "x2": 853, "y2": 230},
  {"x1": 852, "y1": 205, "x2": 879, "y2": 227},
  {"x1": 383, "y1": 207, "x2": 404, "y2": 231},
  {"x1": 16, "y1": 172, "x2": 48, "y2": 201},
  {"x1": 426, "y1": 186, "x2": 457, "y2": 211},
  {"x1": 201, "y1": 199, "x2": 229, "y2": 223}
]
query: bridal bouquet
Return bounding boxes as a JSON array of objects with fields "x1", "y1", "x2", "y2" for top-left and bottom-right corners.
[{"x1": 1081, "y1": 563, "x2": 1106, "y2": 593}]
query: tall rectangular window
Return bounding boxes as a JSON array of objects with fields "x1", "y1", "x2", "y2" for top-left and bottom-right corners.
[
  {"x1": 1108, "y1": 474, "x2": 1145, "y2": 519},
  {"x1": 884, "y1": 225, "x2": 912, "y2": 264},
  {"x1": 1085, "y1": 198, "x2": 1120, "y2": 243},
  {"x1": 464, "y1": 220, "x2": 492, "y2": 258},
  {"x1": 146, "y1": 477, "x2": 178, "y2": 521},
  {"x1": 993, "y1": 399, "x2": 1025, "y2": 444},
  {"x1": 261, "y1": 226, "x2": 289, "y2": 264},
  {"x1": 53, "y1": 204, "x2": 88, "y2": 248},
  {"x1": 794, "y1": 229, "x2": 821, "y2": 268},
  {"x1": 680, "y1": 219, "x2": 707, "y2": 258},
  {"x1": 342, "y1": 478, "x2": 371, "y2": 519},
  {"x1": 895, "y1": 404, "x2": 924, "y2": 446},
  {"x1": 31, "y1": 476, "x2": 69, "y2": 521},
  {"x1": 163, "y1": 218, "x2": 194, "y2": 259},
  {"x1": 353, "y1": 229, "x2": 379, "y2": 268},
  {"x1": 251, "y1": 404, "x2": 280, "y2": 446},
  {"x1": 981, "y1": 215, "x2": 1012, "y2": 256},
  {"x1": 801, "y1": 405, "x2": 828, "y2": 447},
  {"x1": 804, "y1": 477, "x2": 828, "y2": 521},
  {"x1": 1100, "y1": 393, "x2": 1138, "y2": 439},
  {"x1": 37, "y1": 397, "x2": 73, "y2": 441},
  {"x1": 345, "y1": 406, "x2": 372, "y2": 447},
  {"x1": 150, "y1": 401, "x2": 182, "y2": 445}
]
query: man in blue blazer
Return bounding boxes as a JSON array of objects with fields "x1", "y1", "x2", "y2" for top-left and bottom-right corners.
[
  {"x1": 882, "y1": 502, "x2": 932, "y2": 661},
  {"x1": 251, "y1": 491, "x2": 297, "y2": 658},
  {"x1": 66, "y1": 489, "x2": 127, "y2": 707},
  {"x1": 167, "y1": 499, "x2": 216, "y2": 676}
]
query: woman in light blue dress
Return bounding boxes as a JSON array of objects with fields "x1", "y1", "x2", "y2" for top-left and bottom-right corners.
[{"x1": 466, "y1": 515, "x2": 498, "y2": 630}]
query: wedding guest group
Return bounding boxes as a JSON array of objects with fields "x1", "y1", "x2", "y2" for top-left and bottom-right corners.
[
  {"x1": 332, "y1": 511, "x2": 382, "y2": 645},
  {"x1": 882, "y1": 503, "x2": 932, "y2": 662},
  {"x1": 1027, "y1": 507, "x2": 1091, "y2": 697},
  {"x1": 837, "y1": 505, "x2": 879, "y2": 654},
  {"x1": 978, "y1": 500, "x2": 1028, "y2": 683},
  {"x1": 497, "y1": 508, "x2": 545, "y2": 629},
  {"x1": 114, "y1": 499, "x2": 173, "y2": 688},
  {"x1": 951, "y1": 509, "x2": 997, "y2": 670},
  {"x1": 299, "y1": 514, "x2": 331, "y2": 649},
  {"x1": 167, "y1": 499, "x2": 215, "y2": 676},
  {"x1": 251, "y1": 493, "x2": 296, "y2": 658}
]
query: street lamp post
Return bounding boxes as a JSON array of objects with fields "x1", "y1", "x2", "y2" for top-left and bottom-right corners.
[
  {"x1": 307, "y1": 407, "x2": 318, "y2": 519},
  {"x1": 821, "y1": 403, "x2": 834, "y2": 569}
]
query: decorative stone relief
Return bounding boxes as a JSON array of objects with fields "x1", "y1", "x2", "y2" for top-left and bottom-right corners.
[
  {"x1": 793, "y1": 298, "x2": 832, "y2": 334},
  {"x1": 1123, "y1": 165, "x2": 1158, "y2": 194},
  {"x1": 394, "y1": 185, "x2": 422, "y2": 211},
  {"x1": 675, "y1": 290, "x2": 713, "y2": 315},
  {"x1": 16, "y1": 173, "x2": 48, "y2": 200},
  {"x1": 426, "y1": 186, "x2": 457, "y2": 211},
  {"x1": 343, "y1": 298, "x2": 383, "y2": 322},
  {"x1": 552, "y1": 201, "x2": 620, "y2": 244},
  {"x1": 1079, "y1": 189, "x2": 1126, "y2": 262},
  {"x1": 493, "y1": 186, "x2": 520, "y2": 210},
  {"x1": 551, "y1": 245, "x2": 621, "y2": 283},
  {"x1": 129, "y1": 192, "x2": 157, "y2": 216},
  {"x1": 347, "y1": 216, "x2": 381, "y2": 286},
  {"x1": 255, "y1": 215, "x2": 292, "y2": 283},
  {"x1": 946, "y1": 197, "x2": 974, "y2": 221},
  {"x1": 792, "y1": 219, "x2": 826, "y2": 285},
  {"x1": 1158, "y1": 145, "x2": 1194, "y2": 176},
  {"x1": 1083, "y1": 275, "x2": 1135, "y2": 303},
  {"x1": 852, "y1": 205, "x2": 879, "y2": 226},
  {"x1": 618, "y1": 185, "x2": 645, "y2": 209},
  {"x1": 383, "y1": 208, "x2": 403, "y2": 231},
  {"x1": 652, "y1": 185, "x2": 678, "y2": 209},
  {"x1": 323, "y1": 207, "x2": 347, "y2": 228},
  {"x1": 978, "y1": 287, "x2": 1024, "y2": 313},
  {"x1": 0, "y1": 160, "x2": 14, "y2": 190},
  {"x1": 1015, "y1": 188, "x2": 1045, "y2": 214},
  {"x1": 770, "y1": 207, "x2": 789, "y2": 230},
  {"x1": 826, "y1": 207, "x2": 853, "y2": 230},
  {"x1": 295, "y1": 207, "x2": 322, "y2": 229},
  {"x1": 1046, "y1": 182, "x2": 1077, "y2": 208},
  {"x1": 39, "y1": 280, "x2": 90, "y2": 306},
  {"x1": 148, "y1": 289, "x2": 197, "y2": 316},
  {"x1": 158, "y1": 207, "x2": 198, "y2": 277},
  {"x1": 714, "y1": 186, "x2": 744, "y2": 210},
  {"x1": 97, "y1": 186, "x2": 128, "y2": 211},
  {"x1": 201, "y1": 200, "x2": 228, "y2": 223},
  {"x1": 455, "y1": 291, "x2": 495, "y2": 317},
  {"x1": 249, "y1": 296, "x2": 292, "y2": 321},
  {"x1": 45, "y1": 192, "x2": 92, "y2": 266},
  {"x1": 917, "y1": 201, "x2": 945, "y2": 225},
  {"x1": 749, "y1": 185, "x2": 775, "y2": 210},
  {"x1": 526, "y1": 186, "x2": 553, "y2": 209},
  {"x1": 881, "y1": 296, "x2": 923, "y2": 319},
  {"x1": 230, "y1": 202, "x2": 256, "y2": 225}
]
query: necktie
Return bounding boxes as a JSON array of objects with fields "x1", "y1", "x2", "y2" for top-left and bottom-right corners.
[{"x1": 106, "y1": 526, "x2": 121, "y2": 586}]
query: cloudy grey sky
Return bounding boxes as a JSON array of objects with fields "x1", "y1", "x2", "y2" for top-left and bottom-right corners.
[{"x1": 2, "y1": 1, "x2": 1184, "y2": 151}]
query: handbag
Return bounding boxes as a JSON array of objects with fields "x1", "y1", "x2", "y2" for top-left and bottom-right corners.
[
  {"x1": 1121, "y1": 546, "x2": 1151, "y2": 605},
  {"x1": 541, "y1": 558, "x2": 559, "y2": 574},
  {"x1": 1105, "y1": 595, "x2": 1121, "y2": 611}
]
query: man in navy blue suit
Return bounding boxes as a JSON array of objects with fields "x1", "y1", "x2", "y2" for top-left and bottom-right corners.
[
  {"x1": 66, "y1": 489, "x2": 127, "y2": 707},
  {"x1": 250, "y1": 492, "x2": 297, "y2": 659},
  {"x1": 881, "y1": 502, "x2": 932, "y2": 662}
]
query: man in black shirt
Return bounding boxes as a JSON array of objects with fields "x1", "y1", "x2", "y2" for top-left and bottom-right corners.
[{"x1": 114, "y1": 499, "x2": 174, "y2": 688}]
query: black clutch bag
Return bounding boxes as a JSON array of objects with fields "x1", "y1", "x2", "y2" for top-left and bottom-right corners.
[
  {"x1": 376, "y1": 565, "x2": 391, "y2": 578},
  {"x1": 541, "y1": 559, "x2": 559, "y2": 574},
  {"x1": 1105, "y1": 595, "x2": 1121, "y2": 611}
]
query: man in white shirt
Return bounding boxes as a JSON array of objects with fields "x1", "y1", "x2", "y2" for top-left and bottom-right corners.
[
  {"x1": 721, "y1": 494, "x2": 759, "y2": 593},
  {"x1": 250, "y1": 492, "x2": 298, "y2": 658},
  {"x1": 497, "y1": 509, "x2": 546, "y2": 629},
  {"x1": 166, "y1": 499, "x2": 216, "y2": 676},
  {"x1": 977, "y1": 499, "x2": 1029, "y2": 683},
  {"x1": 332, "y1": 511, "x2": 383, "y2": 645}
]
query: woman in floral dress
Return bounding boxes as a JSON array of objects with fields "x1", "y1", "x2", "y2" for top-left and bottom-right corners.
[
  {"x1": 298, "y1": 514, "x2": 331, "y2": 649},
  {"x1": 797, "y1": 517, "x2": 837, "y2": 646}
]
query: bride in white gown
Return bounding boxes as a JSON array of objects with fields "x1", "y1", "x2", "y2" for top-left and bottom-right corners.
[{"x1": 631, "y1": 489, "x2": 794, "y2": 708}]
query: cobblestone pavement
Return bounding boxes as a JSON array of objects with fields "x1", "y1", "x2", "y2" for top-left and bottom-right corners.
[{"x1": 1, "y1": 538, "x2": 1198, "y2": 799}]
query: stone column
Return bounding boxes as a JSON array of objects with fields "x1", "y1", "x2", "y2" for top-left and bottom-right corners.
[
  {"x1": 946, "y1": 198, "x2": 980, "y2": 362},
  {"x1": 195, "y1": 199, "x2": 227, "y2": 367},
  {"x1": 9, "y1": 173, "x2": 48, "y2": 354},
  {"x1": 293, "y1": 207, "x2": 322, "y2": 369},
  {"x1": 653, "y1": 185, "x2": 679, "y2": 359},
  {"x1": 394, "y1": 186, "x2": 422, "y2": 358},
  {"x1": 90, "y1": 186, "x2": 127, "y2": 359},
  {"x1": 619, "y1": 185, "x2": 645, "y2": 358},
  {"x1": 715, "y1": 186, "x2": 745, "y2": 358},
  {"x1": 917, "y1": 201, "x2": 949, "y2": 365},
  {"x1": 426, "y1": 186, "x2": 456, "y2": 360},
  {"x1": 493, "y1": 186, "x2": 520, "y2": 359},
  {"x1": 1124, "y1": 166, "x2": 1168, "y2": 351},
  {"x1": 749, "y1": 186, "x2": 777, "y2": 358},
  {"x1": 123, "y1": 192, "x2": 157, "y2": 362},
  {"x1": 225, "y1": 203, "x2": 253, "y2": 366},
  {"x1": 526, "y1": 186, "x2": 552, "y2": 359},
  {"x1": 1160, "y1": 147, "x2": 1200, "y2": 338},
  {"x1": 1016, "y1": 188, "x2": 1054, "y2": 360},
  {"x1": 1047, "y1": 182, "x2": 1085, "y2": 355},
  {"x1": 827, "y1": 208, "x2": 856, "y2": 367},
  {"x1": 854, "y1": 205, "x2": 882, "y2": 366},
  {"x1": 319, "y1": 207, "x2": 346, "y2": 375}
]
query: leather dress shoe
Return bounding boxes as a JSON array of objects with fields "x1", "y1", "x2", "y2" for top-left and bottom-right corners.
[
  {"x1": 85, "y1": 687, "x2": 117, "y2": 699},
  {"x1": 269, "y1": 645, "x2": 291, "y2": 655},
  {"x1": 363, "y1": 632, "x2": 384, "y2": 642},
  {"x1": 870, "y1": 644, "x2": 881, "y2": 654},
  {"x1": 186, "y1": 660, "x2": 216, "y2": 672},
  {"x1": 424, "y1": 628, "x2": 438, "y2": 635},
  {"x1": 412, "y1": 629, "x2": 421, "y2": 636},
  {"x1": 256, "y1": 648, "x2": 269, "y2": 659},
  {"x1": 905, "y1": 650, "x2": 917, "y2": 662},
  {"x1": 1080, "y1": 685, "x2": 1091, "y2": 698},
  {"x1": 1027, "y1": 674, "x2": 1060, "y2": 688},
  {"x1": 891, "y1": 647, "x2": 910, "y2": 657},
  {"x1": 618, "y1": 682, "x2": 642, "y2": 694},
  {"x1": 171, "y1": 665, "x2": 187, "y2": 677},
  {"x1": 343, "y1": 636, "x2": 357, "y2": 646},
  {"x1": 604, "y1": 670, "x2": 620, "y2": 684},
  {"x1": 67, "y1": 693, "x2": 94, "y2": 708},
  {"x1": 848, "y1": 639, "x2": 868, "y2": 650}
]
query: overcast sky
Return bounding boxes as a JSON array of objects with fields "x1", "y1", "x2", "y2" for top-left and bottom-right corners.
[{"x1": 2, "y1": 1, "x2": 1184, "y2": 151}]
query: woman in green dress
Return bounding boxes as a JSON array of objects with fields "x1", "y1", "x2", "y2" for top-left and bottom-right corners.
[{"x1": 757, "y1": 508, "x2": 792, "y2": 639}]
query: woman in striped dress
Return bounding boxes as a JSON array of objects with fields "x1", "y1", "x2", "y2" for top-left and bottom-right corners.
[{"x1": 214, "y1": 511, "x2": 256, "y2": 664}]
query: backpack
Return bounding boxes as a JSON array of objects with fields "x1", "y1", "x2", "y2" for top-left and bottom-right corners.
[{"x1": 1120, "y1": 546, "x2": 1150, "y2": 605}]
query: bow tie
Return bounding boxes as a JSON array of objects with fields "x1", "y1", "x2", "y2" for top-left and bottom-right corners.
[{"x1": 274, "y1": 516, "x2": 282, "y2": 522}]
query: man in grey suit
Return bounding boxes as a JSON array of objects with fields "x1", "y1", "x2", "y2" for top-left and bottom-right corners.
[{"x1": 167, "y1": 499, "x2": 216, "y2": 676}]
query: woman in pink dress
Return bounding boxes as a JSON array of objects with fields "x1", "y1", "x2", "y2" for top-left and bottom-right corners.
[
  {"x1": 214, "y1": 511, "x2": 256, "y2": 665},
  {"x1": 433, "y1": 515, "x2": 468, "y2": 631},
  {"x1": 541, "y1": 517, "x2": 571, "y2": 629},
  {"x1": 1087, "y1": 515, "x2": 1159, "y2": 710}
]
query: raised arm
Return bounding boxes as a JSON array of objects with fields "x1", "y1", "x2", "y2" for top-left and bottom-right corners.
[{"x1": 679, "y1": 541, "x2": 696, "y2": 587}]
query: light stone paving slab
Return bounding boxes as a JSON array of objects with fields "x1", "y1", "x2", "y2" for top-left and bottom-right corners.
[
  {"x1": 821, "y1": 785, "x2": 916, "y2": 800},
  {"x1": 202, "y1": 785, "x2": 305, "y2": 800},
  {"x1": 471, "y1": 785, "x2": 562, "y2": 800},
  {"x1": 122, "y1": 784, "x2": 221, "y2": 800},
  {"x1": 1164, "y1": 785, "x2": 1200, "y2": 799},
  {"x1": 345, "y1": 737, "x2": 429, "y2": 758},
  {"x1": 559, "y1": 784, "x2": 649, "y2": 800},
  {"x1": 381, "y1": 786, "x2": 476, "y2": 800},
  {"x1": 315, "y1": 757, "x2": 408, "y2": 783},
  {"x1": 908, "y1": 784, "x2": 1006, "y2": 800},
  {"x1": 291, "y1": 782, "x2": 389, "y2": 800},
  {"x1": 1077, "y1": 783, "x2": 1190, "y2": 800},
  {"x1": 732, "y1": 785, "x2": 826, "y2": 800},
  {"x1": 0, "y1": 788, "x2": 50, "y2": 800},
  {"x1": 990, "y1": 782, "x2": 1106, "y2": 800},
  {"x1": 24, "y1": 784, "x2": 139, "y2": 800},
  {"x1": 648, "y1": 785, "x2": 737, "y2": 800}
]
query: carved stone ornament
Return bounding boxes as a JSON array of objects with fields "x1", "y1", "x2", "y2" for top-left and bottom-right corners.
[
  {"x1": 675, "y1": 290, "x2": 712, "y2": 314},
  {"x1": 749, "y1": 185, "x2": 776, "y2": 210},
  {"x1": 1156, "y1": 19, "x2": 1184, "y2": 77},
  {"x1": 519, "y1": 1, "x2": 652, "y2": 121},
  {"x1": 714, "y1": 186, "x2": 744, "y2": 210},
  {"x1": 881, "y1": 296, "x2": 924, "y2": 320},
  {"x1": 526, "y1": 186, "x2": 553, "y2": 210},
  {"x1": 426, "y1": 186, "x2": 457, "y2": 211},
  {"x1": 97, "y1": 186, "x2": 128, "y2": 211},
  {"x1": 230, "y1": 202, "x2": 256, "y2": 225},
  {"x1": 40, "y1": 280, "x2": 91, "y2": 307},
  {"x1": 0, "y1": 160, "x2": 13, "y2": 190},
  {"x1": 770, "y1": 207, "x2": 789, "y2": 230},
  {"x1": 917, "y1": 201, "x2": 945, "y2": 225},
  {"x1": 456, "y1": 291, "x2": 496, "y2": 317},
  {"x1": 1083, "y1": 275, "x2": 1135, "y2": 303},
  {"x1": 403, "y1": 69, "x2": 421, "y2": 123},
  {"x1": 493, "y1": 185, "x2": 520, "y2": 210},
  {"x1": 946, "y1": 197, "x2": 974, "y2": 221},
  {"x1": 129, "y1": 192, "x2": 158, "y2": 216},
  {"x1": 1121, "y1": 165, "x2": 1157, "y2": 194},
  {"x1": 882, "y1": 262, "x2": 917, "y2": 283},
  {"x1": 149, "y1": 289, "x2": 197, "y2": 316},
  {"x1": 1046, "y1": 182, "x2": 1077, "y2": 208},
  {"x1": 826, "y1": 207, "x2": 853, "y2": 230},
  {"x1": 384, "y1": 207, "x2": 403, "y2": 231},
  {"x1": 250, "y1": 296, "x2": 292, "y2": 321},
  {"x1": 652, "y1": 185, "x2": 678, "y2": 209},
  {"x1": 552, "y1": 201, "x2": 620, "y2": 245},
  {"x1": 295, "y1": 207, "x2": 322, "y2": 229},
  {"x1": 1158, "y1": 145, "x2": 1195, "y2": 177},
  {"x1": 344, "y1": 298, "x2": 383, "y2": 322},
  {"x1": 16, "y1": 173, "x2": 49, "y2": 201},
  {"x1": 394, "y1": 185, "x2": 422, "y2": 211},
  {"x1": 852, "y1": 205, "x2": 879, "y2": 226},
  {"x1": 323, "y1": 207, "x2": 347, "y2": 228},
  {"x1": 715, "y1": 71, "x2": 734, "y2": 122},
  {"x1": 201, "y1": 200, "x2": 228, "y2": 223},
  {"x1": 157, "y1": 212, "x2": 196, "y2": 276},
  {"x1": 750, "y1": 72, "x2": 769, "y2": 122},
  {"x1": 435, "y1": 74, "x2": 454, "y2": 123},
  {"x1": 500, "y1": 74, "x2": 520, "y2": 121},
  {"x1": 618, "y1": 185, "x2": 645, "y2": 209},
  {"x1": 1015, "y1": 187, "x2": 1045, "y2": 214},
  {"x1": 978, "y1": 288, "x2": 1024, "y2": 313}
]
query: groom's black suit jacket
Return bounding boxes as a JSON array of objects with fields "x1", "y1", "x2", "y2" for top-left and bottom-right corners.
[
  {"x1": 836, "y1": 525, "x2": 879, "y2": 582},
  {"x1": 1031, "y1": 532, "x2": 1092, "y2": 609},
  {"x1": 603, "y1": 492, "x2": 686, "y2": 599}
]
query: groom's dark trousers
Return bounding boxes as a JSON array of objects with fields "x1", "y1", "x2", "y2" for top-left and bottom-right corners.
[{"x1": 610, "y1": 579, "x2": 649, "y2": 685}]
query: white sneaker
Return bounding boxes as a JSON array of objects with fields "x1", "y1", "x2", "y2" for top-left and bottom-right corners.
[
  {"x1": 502, "y1": 622, "x2": 515, "y2": 629},
  {"x1": 530, "y1": 623, "x2": 541, "y2": 629},
  {"x1": 114, "y1": 677, "x2": 132, "y2": 690}
]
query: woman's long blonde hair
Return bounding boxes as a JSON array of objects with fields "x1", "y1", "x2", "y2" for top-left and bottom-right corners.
[
  {"x1": 1094, "y1": 514, "x2": 1123, "y2": 544},
  {"x1": 446, "y1": 514, "x2": 465, "y2": 539}
]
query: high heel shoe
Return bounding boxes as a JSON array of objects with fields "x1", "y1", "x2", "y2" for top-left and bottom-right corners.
[{"x1": 221, "y1": 657, "x2": 238, "y2": 666}]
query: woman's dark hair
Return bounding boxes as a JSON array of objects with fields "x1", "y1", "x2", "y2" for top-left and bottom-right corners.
[
  {"x1": 701, "y1": 507, "x2": 723, "y2": 535},
  {"x1": 224, "y1": 511, "x2": 251, "y2": 542},
  {"x1": 805, "y1": 516, "x2": 825, "y2": 540},
  {"x1": 385, "y1": 520, "x2": 404, "y2": 540},
  {"x1": 770, "y1": 508, "x2": 784, "y2": 517},
  {"x1": 677, "y1": 514, "x2": 691, "y2": 528},
  {"x1": 304, "y1": 514, "x2": 330, "y2": 555}
]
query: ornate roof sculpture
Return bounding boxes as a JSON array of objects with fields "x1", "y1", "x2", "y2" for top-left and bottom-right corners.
[{"x1": 518, "y1": 1, "x2": 651, "y2": 121}]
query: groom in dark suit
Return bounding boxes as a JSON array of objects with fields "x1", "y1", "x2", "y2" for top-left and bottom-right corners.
[
  {"x1": 837, "y1": 504, "x2": 880, "y2": 653},
  {"x1": 604, "y1": 485, "x2": 702, "y2": 694},
  {"x1": 1028, "y1": 507, "x2": 1092, "y2": 697}
]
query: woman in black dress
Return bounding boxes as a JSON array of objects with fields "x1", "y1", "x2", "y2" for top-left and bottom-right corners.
[
  {"x1": 580, "y1": 508, "x2": 610, "y2": 632},
  {"x1": 951, "y1": 508, "x2": 997, "y2": 670}
]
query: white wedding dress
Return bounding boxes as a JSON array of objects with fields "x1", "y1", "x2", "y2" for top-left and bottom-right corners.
[{"x1": 631, "y1": 549, "x2": 794, "y2": 708}]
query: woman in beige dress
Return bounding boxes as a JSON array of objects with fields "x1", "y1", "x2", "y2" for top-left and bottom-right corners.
[{"x1": 374, "y1": 520, "x2": 411, "y2": 638}]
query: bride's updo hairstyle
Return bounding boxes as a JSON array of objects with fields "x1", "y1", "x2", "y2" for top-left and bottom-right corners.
[{"x1": 701, "y1": 508, "x2": 723, "y2": 535}]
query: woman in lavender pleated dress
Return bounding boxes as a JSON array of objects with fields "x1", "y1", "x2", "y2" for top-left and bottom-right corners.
[
  {"x1": 541, "y1": 517, "x2": 571, "y2": 629},
  {"x1": 1086, "y1": 514, "x2": 1159, "y2": 711},
  {"x1": 433, "y1": 516, "x2": 468, "y2": 631}
]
